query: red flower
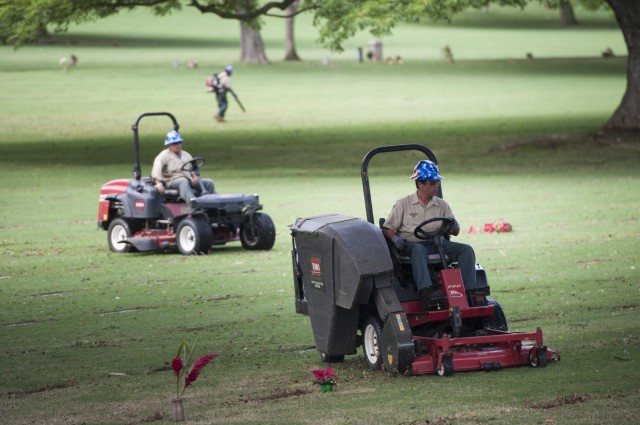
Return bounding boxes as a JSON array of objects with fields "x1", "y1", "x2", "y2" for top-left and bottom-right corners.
[
  {"x1": 172, "y1": 337, "x2": 221, "y2": 400},
  {"x1": 483, "y1": 222, "x2": 496, "y2": 233},
  {"x1": 312, "y1": 367, "x2": 338, "y2": 384},
  {"x1": 184, "y1": 353, "x2": 220, "y2": 390},
  {"x1": 171, "y1": 356, "x2": 183, "y2": 377},
  {"x1": 497, "y1": 220, "x2": 513, "y2": 233}
]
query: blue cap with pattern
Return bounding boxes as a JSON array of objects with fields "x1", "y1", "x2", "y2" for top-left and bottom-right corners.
[
  {"x1": 410, "y1": 160, "x2": 443, "y2": 180},
  {"x1": 165, "y1": 131, "x2": 183, "y2": 145}
]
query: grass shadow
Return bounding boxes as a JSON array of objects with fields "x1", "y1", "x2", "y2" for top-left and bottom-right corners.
[{"x1": 39, "y1": 33, "x2": 238, "y2": 49}]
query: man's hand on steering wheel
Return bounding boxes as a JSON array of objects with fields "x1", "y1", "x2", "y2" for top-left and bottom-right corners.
[
  {"x1": 413, "y1": 217, "x2": 456, "y2": 241},
  {"x1": 181, "y1": 157, "x2": 206, "y2": 186},
  {"x1": 181, "y1": 157, "x2": 206, "y2": 174}
]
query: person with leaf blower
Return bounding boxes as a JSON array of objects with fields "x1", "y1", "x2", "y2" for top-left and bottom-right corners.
[
  {"x1": 206, "y1": 66, "x2": 246, "y2": 121},
  {"x1": 382, "y1": 160, "x2": 477, "y2": 310},
  {"x1": 212, "y1": 65, "x2": 235, "y2": 122}
]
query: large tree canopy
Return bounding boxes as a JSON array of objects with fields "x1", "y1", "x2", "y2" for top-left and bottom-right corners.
[{"x1": 1, "y1": 0, "x2": 637, "y2": 130}]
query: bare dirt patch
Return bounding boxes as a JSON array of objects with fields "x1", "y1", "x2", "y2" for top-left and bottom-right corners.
[
  {"x1": 7, "y1": 381, "x2": 76, "y2": 397},
  {"x1": 528, "y1": 393, "x2": 595, "y2": 409},
  {"x1": 237, "y1": 387, "x2": 311, "y2": 403}
]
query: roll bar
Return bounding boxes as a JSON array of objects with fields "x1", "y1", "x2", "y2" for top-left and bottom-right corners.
[
  {"x1": 361, "y1": 144, "x2": 442, "y2": 224},
  {"x1": 131, "y1": 112, "x2": 180, "y2": 180}
]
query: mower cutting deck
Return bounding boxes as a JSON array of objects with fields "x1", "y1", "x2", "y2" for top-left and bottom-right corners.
[{"x1": 291, "y1": 144, "x2": 559, "y2": 375}]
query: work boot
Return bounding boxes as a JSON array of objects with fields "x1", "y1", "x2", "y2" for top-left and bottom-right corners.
[
  {"x1": 419, "y1": 288, "x2": 433, "y2": 311},
  {"x1": 214, "y1": 114, "x2": 222, "y2": 122}
]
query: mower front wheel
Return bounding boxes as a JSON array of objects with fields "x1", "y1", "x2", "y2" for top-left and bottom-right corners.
[
  {"x1": 362, "y1": 315, "x2": 384, "y2": 371},
  {"x1": 529, "y1": 347, "x2": 548, "y2": 368},
  {"x1": 437, "y1": 354, "x2": 454, "y2": 376},
  {"x1": 240, "y1": 212, "x2": 276, "y2": 250},
  {"x1": 176, "y1": 217, "x2": 213, "y2": 255},
  {"x1": 107, "y1": 218, "x2": 136, "y2": 253}
]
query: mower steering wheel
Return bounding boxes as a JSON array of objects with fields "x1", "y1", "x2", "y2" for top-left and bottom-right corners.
[
  {"x1": 414, "y1": 217, "x2": 455, "y2": 241},
  {"x1": 181, "y1": 157, "x2": 206, "y2": 173}
]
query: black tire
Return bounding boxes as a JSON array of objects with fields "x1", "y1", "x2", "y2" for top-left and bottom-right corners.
[
  {"x1": 240, "y1": 212, "x2": 276, "y2": 250},
  {"x1": 107, "y1": 218, "x2": 136, "y2": 253},
  {"x1": 437, "y1": 354, "x2": 454, "y2": 376},
  {"x1": 483, "y1": 298, "x2": 508, "y2": 331},
  {"x1": 362, "y1": 315, "x2": 384, "y2": 371},
  {"x1": 529, "y1": 347, "x2": 548, "y2": 368},
  {"x1": 176, "y1": 217, "x2": 213, "y2": 255},
  {"x1": 320, "y1": 352, "x2": 345, "y2": 363}
]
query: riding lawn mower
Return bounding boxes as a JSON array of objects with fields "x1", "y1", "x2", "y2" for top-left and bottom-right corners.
[
  {"x1": 97, "y1": 112, "x2": 275, "y2": 255},
  {"x1": 291, "y1": 144, "x2": 559, "y2": 375}
]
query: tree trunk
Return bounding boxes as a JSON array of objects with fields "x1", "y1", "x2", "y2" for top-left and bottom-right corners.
[
  {"x1": 240, "y1": 21, "x2": 270, "y2": 64},
  {"x1": 284, "y1": 0, "x2": 301, "y2": 61},
  {"x1": 559, "y1": 1, "x2": 578, "y2": 26},
  {"x1": 603, "y1": 0, "x2": 640, "y2": 131}
]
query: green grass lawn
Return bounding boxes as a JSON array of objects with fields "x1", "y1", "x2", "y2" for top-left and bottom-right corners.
[{"x1": 1, "y1": 4, "x2": 639, "y2": 425}]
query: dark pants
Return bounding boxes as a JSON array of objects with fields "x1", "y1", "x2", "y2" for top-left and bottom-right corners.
[
  {"x1": 169, "y1": 177, "x2": 215, "y2": 202},
  {"x1": 408, "y1": 239, "x2": 477, "y2": 292},
  {"x1": 216, "y1": 92, "x2": 228, "y2": 117}
]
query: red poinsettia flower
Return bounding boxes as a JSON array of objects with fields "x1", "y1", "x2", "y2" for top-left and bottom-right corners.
[{"x1": 312, "y1": 367, "x2": 338, "y2": 384}]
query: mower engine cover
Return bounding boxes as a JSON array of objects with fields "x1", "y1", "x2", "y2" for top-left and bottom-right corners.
[{"x1": 191, "y1": 193, "x2": 259, "y2": 211}]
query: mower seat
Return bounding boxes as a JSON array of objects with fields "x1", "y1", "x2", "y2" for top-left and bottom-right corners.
[
  {"x1": 163, "y1": 189, "x2": 180, "y2": 197},
  {"x1": 390, "y1": 245, "x2": 449, "y2": 265},
  {"x1": 162, "y1": 189, "x2": 183, "y2": 202}
]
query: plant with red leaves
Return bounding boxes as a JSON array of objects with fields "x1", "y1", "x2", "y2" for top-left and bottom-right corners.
[
  {"x1": 311, "y1": 367, "x2": 338, "y2": 392},
  {"x1": 171, "y1": 337, "x2": 219, "y2": 400}
]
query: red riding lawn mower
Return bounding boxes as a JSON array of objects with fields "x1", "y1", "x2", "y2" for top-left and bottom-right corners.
[
  {"x1": 97, "y1": 112, "x2": 275, "y2": 255},
  {"x1": 291, "y1": 144, "x2": 559, "y2": 375}
]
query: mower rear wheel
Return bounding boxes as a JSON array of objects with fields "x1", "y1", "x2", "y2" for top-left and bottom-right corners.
[
  {"x1": 107, "y1": 218, "x2": 136, "y2": 253},
  {"x1": 240, "y1": 212, "x2": 276, "y2": 250},
  {"x1": 529, "y1": 347, "x2": 548, "y2": 368},
  {"x1": 176, "y1": 217, "x2": 213, "y2": 255},
  {"x1": 363, "y1": 315, "x2": 384, "y2": 371}
]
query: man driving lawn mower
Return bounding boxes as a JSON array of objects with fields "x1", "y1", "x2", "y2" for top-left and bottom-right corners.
[
  {"x1": 382, "y1": 160, "x2": 477, "y2": 310},
  {"x1": 151, "y1": 130, "x2": 215, "y2": 205}
]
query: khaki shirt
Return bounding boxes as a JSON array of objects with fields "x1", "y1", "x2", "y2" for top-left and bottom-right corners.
[
  {"x1": 151, "y1": 148, "x2": 194, "y2": 184},
  {"x1": 217, "y1": 72, "x2": 232, "y2": 92},
  {"x1": 383, "y1": 192, "x2": 455, "y2": 242}
]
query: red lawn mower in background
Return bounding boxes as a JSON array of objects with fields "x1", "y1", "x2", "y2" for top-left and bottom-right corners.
[
  {"x1": 291, "y1": 144, "x2": 559, "y2": 375},
  {"x1": 97, "y1": 112, "x2": 275, "y2": 255}
]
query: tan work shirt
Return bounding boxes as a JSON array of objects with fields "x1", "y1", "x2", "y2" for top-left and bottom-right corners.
[
  {"x1": 383, "y1": 192, "x2": 455, "y2": 242},
  {"x1": 217, "y1": 72, "x2": 232, "y2": 92},
  {"x1": 151, "y1": 148, "x2": 194, "y2": 184}
]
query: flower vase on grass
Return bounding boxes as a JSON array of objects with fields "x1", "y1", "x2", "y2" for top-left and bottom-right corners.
[
  {"x1": 312, "y1": 367, "x2": 338, "y2": 392},
  {"x1": 171, "y1": 337, "x2": 220, "y2": 422}
]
